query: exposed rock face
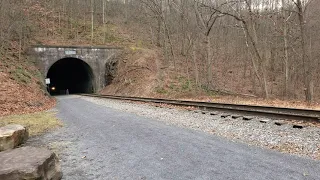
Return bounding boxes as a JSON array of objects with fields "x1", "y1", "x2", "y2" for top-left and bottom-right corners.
[
  {"x1": 0, "y1": 124, "x2": 29, "y2": 151},
  {"x1": 0, "y1": 146, "x2": 62, "y2": 180}
]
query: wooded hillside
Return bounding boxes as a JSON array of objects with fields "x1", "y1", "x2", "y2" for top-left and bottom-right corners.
[{"x1": 1, "y1": 0, "x2": 319, "y2": 112}]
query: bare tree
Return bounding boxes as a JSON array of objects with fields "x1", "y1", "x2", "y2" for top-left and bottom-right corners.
[
  {"x1": 194, "y1": 0, "x2": 224, "y2": 89},
  {"x1": 291, "y1": 0, "x2": 314, "y2": 102}
]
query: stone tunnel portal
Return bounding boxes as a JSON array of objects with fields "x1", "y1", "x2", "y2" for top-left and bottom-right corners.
[{"x1": 47, "y1": 58, "x2": 94, "y2": 95}]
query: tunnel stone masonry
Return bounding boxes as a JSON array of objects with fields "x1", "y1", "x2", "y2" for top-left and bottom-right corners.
[{"x1": 30, "y1": 45, "x2": 122, "y2": 94}]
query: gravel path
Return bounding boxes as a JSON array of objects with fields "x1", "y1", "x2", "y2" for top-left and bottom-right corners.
[
  {"x1": 27, "y1": 95, "x2": 320, "y2": 179},
  {"x1": 82, "y1": 96, "x2": 320, "y2": 160}
]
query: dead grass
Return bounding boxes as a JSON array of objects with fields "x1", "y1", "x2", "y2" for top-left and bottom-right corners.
[{"x1": 0, "y1": 111, "x2": 62, "y2": 136}]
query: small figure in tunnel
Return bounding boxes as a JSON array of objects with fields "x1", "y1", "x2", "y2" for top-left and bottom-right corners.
[{"x1": 66, "y1": 89, "x2": 69, "y2": 95}]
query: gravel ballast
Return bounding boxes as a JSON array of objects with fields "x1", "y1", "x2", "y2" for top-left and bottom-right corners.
[{"x1": 81, "y1": 96, "x2": 320, "y2": 160}]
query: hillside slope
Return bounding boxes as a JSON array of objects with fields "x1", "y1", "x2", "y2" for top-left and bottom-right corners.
[
  {"x1": 1, "y1": 0, "x2": 320, "y2": 117},
  {"x1": 0, "y1": 59, "x2": 55, "y2": 116}
]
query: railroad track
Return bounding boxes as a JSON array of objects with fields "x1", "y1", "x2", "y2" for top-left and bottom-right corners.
[{"x1": 81, "y1": 94, "x2": 320, "y2": 122}]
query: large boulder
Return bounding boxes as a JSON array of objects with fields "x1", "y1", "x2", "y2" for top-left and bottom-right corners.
[
  {"x1": 0, "y1": 124, "x2": 29, "y2": 151},
  {"x1": 0, "y1": 146, "x2": 62, "y2": 180}
]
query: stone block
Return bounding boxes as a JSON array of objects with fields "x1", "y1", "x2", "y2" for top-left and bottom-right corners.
[
  {"x1": 0, "y1": 125, "x2": 29, "y2": 151},
  {"x1": 0, "y1": 146, "x2": 62, "y2": 180}
]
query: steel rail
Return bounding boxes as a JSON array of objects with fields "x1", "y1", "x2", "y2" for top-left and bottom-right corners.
[{"x1": 81, "y1": 94, "x2": 320, "y2": 122}]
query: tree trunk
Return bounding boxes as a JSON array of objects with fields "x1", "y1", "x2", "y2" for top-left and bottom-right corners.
[
  {"x1": 242, "y1": 22, "x2": 268, "y2": 98},
  {"x1": 297, "y1": 0, "x2": 312, "y2": 102},
  {"x1": 156, "y1": 17, "x2": 161, "y2": 47},
  {"x1": 282, "y1": 0, "x2": 290, "y2": 98},
  {"x1": 103, "y1": 0, "x2": 106, "y2": 44},
  {"x1": 192, "y1": 42, "x2": 199, "y2": 88},
  {"x1": 206, "y1": 35, "x2": 213, "y2": 89},
  {"x1": 125, "y1": 0, "x2": 129, "y2": 24},
  {"x1": 91, "y1": 0, "x2": 94, "y2": 44}
]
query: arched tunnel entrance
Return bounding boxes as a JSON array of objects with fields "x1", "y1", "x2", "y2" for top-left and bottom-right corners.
[{"x1": 47, "y1": 58, "x2": 94, "y2": 95}]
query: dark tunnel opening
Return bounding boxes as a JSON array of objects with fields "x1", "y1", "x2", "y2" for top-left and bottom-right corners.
[{"x1": 47, "y1": 58, "x2": 94, "y2": 95}]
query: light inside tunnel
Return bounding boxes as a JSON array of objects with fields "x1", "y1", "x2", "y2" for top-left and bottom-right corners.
[{"x1": 47, "y1": 58, "x2": 94, "y2": 95}]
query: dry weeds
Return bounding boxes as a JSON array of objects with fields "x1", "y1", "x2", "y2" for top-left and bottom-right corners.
[
  {"x1": 0, "y1": 71, "x2": 55, "y2": 117},
  {"x1": 0, "y1": 111, "x2": 62, "y2": 136}
]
